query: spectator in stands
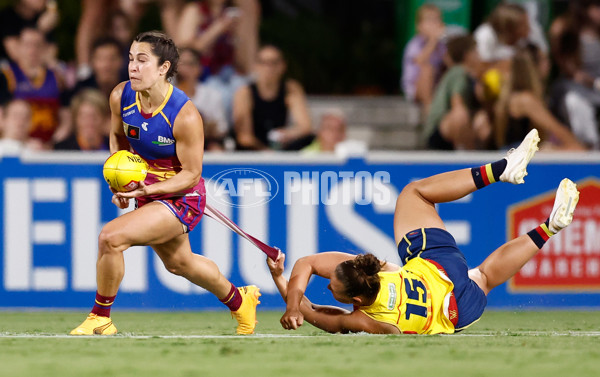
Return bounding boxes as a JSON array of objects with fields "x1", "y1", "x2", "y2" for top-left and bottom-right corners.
[
  {"x1": 69, "y1": 37, "x2": 124, "y2": 101},
  {"x1": 423, "y1": 35, "x2": 489, "y2": 150},
  {"x1": 494, "y1": 49, "x2": 585, "y2": 151},
  {"x1": 106, "y1": 9, "x2": 135, "y2": 81},
  {"x1": 551, "y1": 0, "x2": 600, "y2": 89},
  {"x1": 0, "y1": 99, "x2": 34, "y2": 154},
  {"x1": 0, "y1": 0, "x2": 59, "y2": 62},
  {"x1": 55, "y1": 89, "x2": 110, "y2": 151},
  {"x1": 0, "y1": 73, "x2": 10, "y2": 109},
  {"x1": 75, "y1": 0, "x2": 183, "y2": 80},
  {"x1": 108, "y1": 9, "x2": 134, "y2": 50},
  {"x1": 175, "y1": 48, "x2": 227, "y2": 150},
  {"x1": 402, "y1": 4, "x2": 446, "y2": 113},
  {"x1": 176, "y1": 0, "x2": 260, "y2": 124},
  {"x1": 549, "y1": 0, "x2": 600, "y2": 150},
  {"x1": 233, "y1": 45, "x2": 312, "y2": 150},
  {"x1": 302, "y1": 109, "x2": 347, "y2": 153},
  {"x1": 474, "y1": 3, "x2": 549, "y2": 75},
  {"x1": 1, "y1": 27, "x2": 68, "y2": 148}
]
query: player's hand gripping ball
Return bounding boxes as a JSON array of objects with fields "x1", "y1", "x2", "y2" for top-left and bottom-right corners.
[{"x1": 103, "y1": 150, "x2": 149, "y2": 192}]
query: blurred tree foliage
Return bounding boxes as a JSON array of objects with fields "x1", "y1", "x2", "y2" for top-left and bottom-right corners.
[
  {"x1": 260, "y1": 0, "x2": 398, "y2": 94},
  {"x1": 0, "y1": 0, "x2": 399, "y2": 94}
]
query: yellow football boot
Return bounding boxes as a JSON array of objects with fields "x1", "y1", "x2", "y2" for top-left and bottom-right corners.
[
  {"x1": 231, "y1": 285, "x2": 261, "y2": 334},
  {"x1": 70, "y1": 313, "x2": 117, "y2": 335}
]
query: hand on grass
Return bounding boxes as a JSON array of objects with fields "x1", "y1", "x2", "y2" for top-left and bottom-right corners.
[{"x1": 281, "y1": 307, "x2": 303, "y2": 330}]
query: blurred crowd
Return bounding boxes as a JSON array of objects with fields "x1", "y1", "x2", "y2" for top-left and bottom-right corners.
[
  {"x1": 404, "y1": 1, "x2": 598, "y2": 151},
  {"x1": 0, "y1": 0, "x2": 329, "y2": 154},
  {"x1": 0, "y1": 0, "x2": 598, "y2": 155}
]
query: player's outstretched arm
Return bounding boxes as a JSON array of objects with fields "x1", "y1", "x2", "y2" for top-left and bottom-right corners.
[
  {"x1": 267, "y1": 254, "x2": 289, "y2": 300},
  {"x1": 267, "y1": 255, "x2": 387, "y2": 333},
  {"x1": 281, "y1": 252, "x2": 355, "y2": 330},
  {"x1": 267, "y1": 254, "x2": 351, "y2": 315},
  {"x1": 301, "y1": 305, "x2": 399, "y2": 334}
]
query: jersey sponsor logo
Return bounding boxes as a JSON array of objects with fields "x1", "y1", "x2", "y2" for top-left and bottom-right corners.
[
  {"x1": 152, "y1": 135, "x2": 175, "y2": 146},
  {"x1": 123, "y1": 109, "x2": 135, "y2": 117},
  {"x1": 141, "y1": 122, "x2": 148, "y2": 131},
  {"x1": 387, "y1": 283, "x2": 397, "y2": 310},
  {"x1": 508, "y1": 179, "x2": 600, "y2": 292}
]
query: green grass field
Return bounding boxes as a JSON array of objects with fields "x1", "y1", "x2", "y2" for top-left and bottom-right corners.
[{"x1": 1, "y1": 310, "x2": 599, "y2": 377}]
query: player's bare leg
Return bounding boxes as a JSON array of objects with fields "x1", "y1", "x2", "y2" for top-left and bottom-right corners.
[
  {"x1": 471, "y1": 178, "x2": 580, "y2": 294},
  {"x1": 394, "y1": 129, "x2": 540, "y2": 242},
  {"x1": 71, "y1": 201, "x2": 261, "y2": 335},
  {"x1": 95, "y1": 202, "x2": 186, "y2": 295},
  {"x1": 70, "y1": 202, "x2": 188, "y2": 335},
  {"x1": 152, "y1": 234, "x2": 233, "y2": 297},
  {"x1": 152, "y1": 234, "x2": 261, "y2": 334}
]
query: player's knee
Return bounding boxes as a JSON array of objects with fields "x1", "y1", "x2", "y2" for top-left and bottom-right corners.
[
  {"x1": 163, "y1": 257, "x2": 186, "y2": 276},
  {"x1": 162, "y1": 255, "x2": 192, "y2": 277},
  {"x1": 398, "y1": 180, "x2": 422, "y2": 201},
  {"x1": 98, "y1": 227, "x2": 128, "y2": 255},
  {"x1": 405, "y1": 180, "x2": 422, "y2": 191}
]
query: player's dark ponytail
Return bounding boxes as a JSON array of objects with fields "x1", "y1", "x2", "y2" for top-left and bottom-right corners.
[
  {"x1": 335, "y1": 254, "x2": 384, "y2": 300},
  {"x1": 134, "y1": 31, "x2": 179, "y2": 80}
]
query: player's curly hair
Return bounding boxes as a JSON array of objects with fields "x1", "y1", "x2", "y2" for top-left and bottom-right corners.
[
  {"x1": 134, "y1": 31, "x2": 179, "y2": 80},
  {"x1": 335, "y1": 254, "x2": 385, "y2": 300}
]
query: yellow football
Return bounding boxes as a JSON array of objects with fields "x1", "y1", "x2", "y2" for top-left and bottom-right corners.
[{"x1": 103, "y1": 150, "x2": 148, "y2": 192}]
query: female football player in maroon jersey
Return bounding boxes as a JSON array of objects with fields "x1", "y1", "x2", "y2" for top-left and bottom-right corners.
[{"x1": 70, "y1": 31, "x2": 271, "y2": 336}]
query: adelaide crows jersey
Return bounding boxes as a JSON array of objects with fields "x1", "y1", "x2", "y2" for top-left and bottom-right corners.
[
  {"x1": 358, "y1": 257, "x2": 458, "y2": 334},
  {"x1": 120, "y1": 81, "x2": 203, "y2": 200}
]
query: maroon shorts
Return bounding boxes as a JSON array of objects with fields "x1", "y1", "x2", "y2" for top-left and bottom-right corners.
[{"x1": 136, "y1": 180, "x2": 206, "y2": 233}]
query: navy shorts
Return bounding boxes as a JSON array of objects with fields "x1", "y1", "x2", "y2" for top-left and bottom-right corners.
[{"x1": 397, "y1": 228, "x2": 487, "y2": 330}]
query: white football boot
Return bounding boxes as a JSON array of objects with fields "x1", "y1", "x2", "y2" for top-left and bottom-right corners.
[
  {"x1": 548, "y1": 178, "x2": 580, "y2": 234},
  {"x1": 500, "y1": 128, "x2": 540, "y2": 184}
]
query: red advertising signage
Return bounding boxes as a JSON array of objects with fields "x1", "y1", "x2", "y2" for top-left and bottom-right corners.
[{"x1": 508, "y1": 179, "x2": 600, "y2": 292}]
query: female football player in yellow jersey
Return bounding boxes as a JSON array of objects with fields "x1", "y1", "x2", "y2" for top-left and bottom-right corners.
[
  {"x1": 269, "y1": 129, "x2": 580, "y2": 334},
  {"x1": 70, "y1": 31, "x2": 262, "y2": 336}
]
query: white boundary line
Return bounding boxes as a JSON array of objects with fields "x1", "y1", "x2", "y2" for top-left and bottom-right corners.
[
  {"x1": 1, "y1": 331, "x2": 599, "y2": 339},
  {"x1": 10, "y1": 150, "x2": 600, "y2": 164},
  {"x1": 0, "y1": 333, "x2": 328, "y2": 339},
  {"x1": 452, "y1": 331, "x2": 600, "y2": 337}
]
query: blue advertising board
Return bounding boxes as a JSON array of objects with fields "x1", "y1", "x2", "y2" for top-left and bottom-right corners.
[{"x1": 1, "y1": 151, "x2": 599, "y2": 311}]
